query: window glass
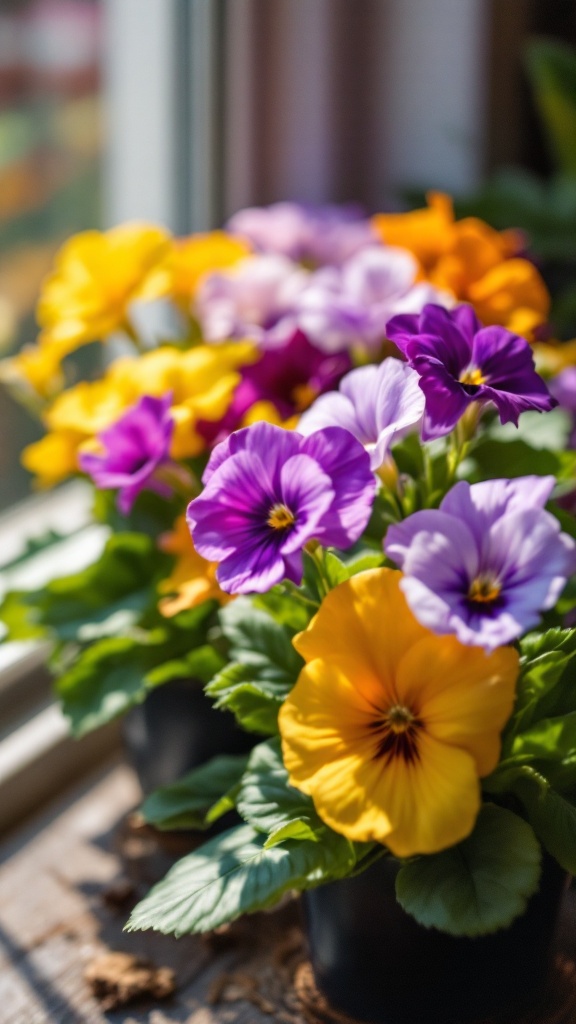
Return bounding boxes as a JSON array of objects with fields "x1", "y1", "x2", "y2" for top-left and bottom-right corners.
[{"x1": 0, "y1": 0, "x2": 102, "y2": 512}]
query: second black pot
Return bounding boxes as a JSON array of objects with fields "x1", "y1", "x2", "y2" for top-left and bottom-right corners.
[
  {"x1": 302, "y1": 852, "x2": 568, "y2": 1024},
  {"x1": 122, "y1": 677, "x2": 254, "y2": 794}
]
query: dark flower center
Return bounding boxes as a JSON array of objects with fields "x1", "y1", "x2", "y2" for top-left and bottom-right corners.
[
  {"x1": 468, "y1": 574, "x2": 502, "y2": 605},
  {"x1": 267, "y1": 503, "x2": 296, "y2": 531},
  {"x1": 370, "y1": 703, "x2": 423, "y2": 764}
]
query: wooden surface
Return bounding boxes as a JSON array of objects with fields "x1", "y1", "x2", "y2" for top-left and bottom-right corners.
[
  {"x1": 0, "y1": 758, "x2": 309, "y2": 1024},
  {"x1": 2, "y1": 758, "x2": 576, "y2": 1024}
]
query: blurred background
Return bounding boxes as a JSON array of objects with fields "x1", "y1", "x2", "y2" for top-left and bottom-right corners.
[{"x1": 1, "y1": 0, "x2": 576, "y2": 514}]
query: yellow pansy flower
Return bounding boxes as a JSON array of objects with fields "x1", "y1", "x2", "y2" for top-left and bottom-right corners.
[
  {"x1": 37, "y1": 222, "x2": 172, "y2": 350},
  {"x1": 373, "y1": 193, "x2": 550, "y2": 338},
  {"x1": 532, "y1": 338, "x2": 576, "y2": 376},
  {"x1": 22, "y1": 430, "x2": 82, "y2": 487},
  {"x1": 159, "y1": 231, "x2": 252, "y2": 309},
  {"x1": 279, "y1": 569, "x2": 518, "y2": 858},
  {"x1": 158, "y1": 515, "x2": 232, "y2": 617},
  {"x1": 22, "y1": 341, "x2": 257, "y2": 486}
]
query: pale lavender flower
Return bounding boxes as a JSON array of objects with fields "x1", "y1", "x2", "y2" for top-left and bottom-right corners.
[
  {"x1": 79, "y1": 393, "x2": 174, "y2": 514},
  {"x1": 187, "y1": 421, "x2": 376, "y2": 593},
  {"x1": 298, "y1": 358, "x2": 424, "y2": 469},
  {"x1": 295, "y1": 246, "x2": 450, "y2": 353},
  {"x1": 385, "y1": 477, "x2": 576, "y2": 650},
  {"x1": 194, "y1": 254, "x2": 308, "y2": 345},
  {"x1": 227, "y1": 201, "x2": 376, "y2": 266}
]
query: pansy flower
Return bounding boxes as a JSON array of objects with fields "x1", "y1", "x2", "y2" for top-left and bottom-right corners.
[
  {"x1": 198, "y1": 329, "x2": 351, "y2": 445},
  {"x1": 194, "y1": 254, "x2": 308, "y2": 345},
  {"x1": 79, "y1": 393, "x2": 174, "y2": 514},
  {"x1": 298, "y1": 358, "x2": 424, "y2": 469},
  {"x1": 227, "y1": 201, "x2": 376, "y2": 266},
  {"x1": 385, "y1": 477, "x2": 576, "y2": 650},
  {"x1": 279, "y1": 569, "x2": 518, "y2": 857},
  {"x1": 187, "y1": 421, "x2": 376, "y2": 593},
  {"x1": 295, "y1": 247, "x2": 449, "y2": 354},
  {"x1": 386, "y1": 304, "x2": 556, "y2": 439}
]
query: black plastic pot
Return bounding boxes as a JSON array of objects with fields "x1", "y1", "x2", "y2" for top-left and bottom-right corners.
[
  {"x1": 122, "y1": 677, "x2": 254, "y2": 794},
  {"x1": 302, "y1": 853, "x2": 568, "y2": 1024}
]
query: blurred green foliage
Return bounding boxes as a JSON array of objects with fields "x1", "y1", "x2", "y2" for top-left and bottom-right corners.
[{"x1": 455, "y1": 39, "x2": 576, "y2": 339}]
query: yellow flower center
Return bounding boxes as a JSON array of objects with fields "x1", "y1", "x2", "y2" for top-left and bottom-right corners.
[
  {"x1": 267, "y1": 503, "x2": 296, "y2": 531},
  {"x1": 371, "y1": 703, "x2": 423, "y2": 764},
  {"x1": 459, "y1": 366, "x2": 487, "y2": 386},
  {"x1": 468, "y1": 575, "x2": 502, "y2": 604}
]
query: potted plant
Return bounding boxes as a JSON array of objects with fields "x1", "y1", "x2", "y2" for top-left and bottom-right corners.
[{"x1": 121, "y1": 272, "x2": 576, "y2": 1021}]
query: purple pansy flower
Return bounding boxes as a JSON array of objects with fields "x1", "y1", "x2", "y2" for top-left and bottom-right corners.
[
  {"x1": 197, "y1": 329, "x2": 351, "y2": 445},
  {"x1": 385, "y1": 477, "x2": 576, "y2": 650},
  {"x1": 79, "y1": 393, "x2": 174, "y2": 514},
  {"x1": 194, "y1": 254, "x2": 308, "y2": 345},
  {"x1": 187, "y1": 421, "x2": 376, "y2": 594},
  {"x1": 295, "y1": 247, "x2": 449, "y2": 353},
  {"x1": 227, "y1": 202, "x2": 376, "y2": 266},
  {"x1": 298, "y1": 358, "x2": 424, "y2": 469},
  {"x1": 549, "y1": 368, "x2": 576, "y2": 447},
  {"x1": 386, "y1": 304, "x2": 556, "y2": 440}
]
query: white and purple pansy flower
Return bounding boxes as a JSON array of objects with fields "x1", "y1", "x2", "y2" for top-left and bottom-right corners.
[
  {"x1": 297, "y1": 358, "x2": 425, "y2": 470},
  {"x1": 385, "y1": 476, "x2": 576, "y2": 650}
]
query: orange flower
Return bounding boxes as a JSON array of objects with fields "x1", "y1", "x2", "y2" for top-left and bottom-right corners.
[
  {"x1": 158, "y1": 515, "x2": 232, "y2": 616},
  {"x1": 373, "y1": 193, "x2": 550, "y2": 338}
]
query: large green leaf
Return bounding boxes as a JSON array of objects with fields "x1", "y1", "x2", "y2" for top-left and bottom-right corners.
[
  {"x1": 512, "y1": 767, "x2": 576, "y2": 874},
  {"x1": 56, "y1": 606, "x2": 218, "y2": 735},
  {"x1": 236, "y1": 738, "x2": 325, "y2": 844},
  {"x1": 395, "y1": 805, "x2": 541, "y2": 937},
  {"x1": 512, "y1": 710, "x2": 576, "y2": 763},
  {"x1": 508, "y1": 628, "x2": 576, "y2": 739},
  {"x1": 141, "y1": 754, "x2": 250, "y2": 831},
  {"x1": 525, "y1": 39, "x2": 576, "y2": 176},
  {"x1": 206, "y1": 600, "x2": 304, "y2": 734},
  {"x1": 126, "y1": 823, "x2": 357, "y2": 936},
  {"x1": 219, "y1": 599, "x2": 303, "y2": 680},
  {"x1": 206, "y1": 663, "x2": 283, "y2": 735},
  {"x1": 468, "y1": 438, "x2": 576, "y2": 484}
]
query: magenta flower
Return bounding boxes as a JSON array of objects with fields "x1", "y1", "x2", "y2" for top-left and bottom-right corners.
[
  {"x1": 295, "y1": 247, "x2": 449, "y2": 353},
  {"x1": 79, "y1": 394, "x2": 174, "y2": 514},
  {"x1": 187, "y1": 421, "x2": 376, "y2": 593},
  {"x1": 227, "y1": 201, "x2": 376, "y2": 266},
  {"x1": 386, "y1": 304, "x2": 556, "y2": 440},
  {"x1": 197, "y1": 329, "x2": 351, "y2": 445},
  {"x1": 385, "y1": 477, "x2": 576, "y2": 650},
  {"x1": 298, "y1": 358, "x2": 424, "y2": 469}
]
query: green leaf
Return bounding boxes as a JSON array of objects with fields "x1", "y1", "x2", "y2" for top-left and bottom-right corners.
[
  {"x1": 219, "y1": 599, "x2": 303, "y2": 681},
  {"x1": 468, "y1": 438, "x2": 576, "y2": 484},
  {"x1": 126, "y1": 823, "x2": 357, "y2": 936},
  {"x1": 0, "y1": 589, "x2": 49, "y2": 641},
  {"x1": 525, "y1": 39, "x2": 576, "y2": 176},
  {"x1": 323, "y1": 552, "x2": 351, "y2": 588},
  {"x1": 206, "y1": 663, "x2": 283, "y2": 735},
  {"x1": 395, "y1": 805, "x2": 542, "y2": 937},
  {"x1": 56, "y1": 604, "x2": 217, "y2": 735},
  {"x1": 512, "y1": 767, "x2": 576, "y2": 874},
  {"x1": 505, "y1": 628, "x2": 576, "y2": 741},
  {"x1": 145, "y1": 645, "x2": 224, "y2": 689},
  {"x1": 236, "y1": 738, "x2": 326, "y2": 840},
  {"x1": 206, "y1": 601, "x2": 304, "y2": 734},
  {"x1": 511, "y1": 710, "x2": 576, "y2": 763},
  {"x1": 140, "y1": 754, "x2": 250, "y2": 831},
  {"x1": 264, "y1": 818, "x2": 321, "y2": 848}
]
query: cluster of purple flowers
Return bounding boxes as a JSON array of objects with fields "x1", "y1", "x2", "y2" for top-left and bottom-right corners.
[{"x1": 78, "y1": 202, "x2": 575, "y2": 655}]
